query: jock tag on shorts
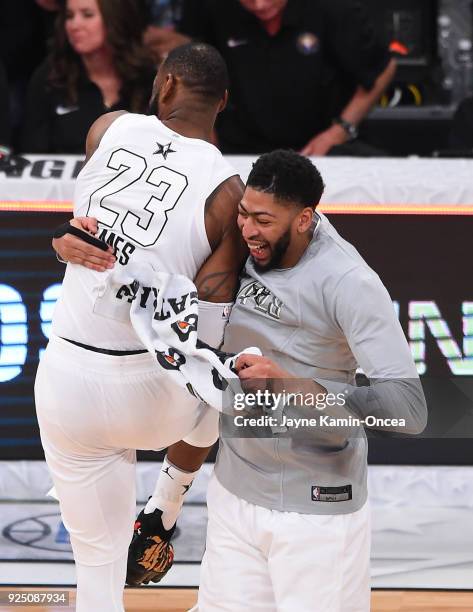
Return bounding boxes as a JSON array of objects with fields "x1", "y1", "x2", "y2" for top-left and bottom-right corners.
[{"x1": 311, "y1": 485, "x2": 352, "y2": 502}]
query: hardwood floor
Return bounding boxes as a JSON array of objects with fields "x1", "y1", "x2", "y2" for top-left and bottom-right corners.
[
  {"x1": 371, "y1": 590, "x2": 473, "y2": 611},
  {"x1": 0, "y1": 588, "x2": 472, "y2": 611}
]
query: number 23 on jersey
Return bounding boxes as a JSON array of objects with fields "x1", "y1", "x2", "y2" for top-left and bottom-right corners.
[{"x1": 87, "y1": 148, "x2": 188, "y2": 247}]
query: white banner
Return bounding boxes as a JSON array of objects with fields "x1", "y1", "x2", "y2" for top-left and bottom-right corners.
[{"x1": 2, "y1": 156, "x2": 473, "y2": 213}]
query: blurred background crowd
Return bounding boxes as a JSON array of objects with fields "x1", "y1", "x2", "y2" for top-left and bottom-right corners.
[{"x1": 2, "y1": 0, "x2": 473, "y2": 159}]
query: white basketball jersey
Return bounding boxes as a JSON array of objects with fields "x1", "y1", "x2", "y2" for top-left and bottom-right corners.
[{"x1": 52, "y1": 113, "x2": 237, "y2": 349}]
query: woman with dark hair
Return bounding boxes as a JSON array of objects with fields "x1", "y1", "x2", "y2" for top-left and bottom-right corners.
[{"x1": 20, "y1": 0, "x2": 155, "y2": 153}]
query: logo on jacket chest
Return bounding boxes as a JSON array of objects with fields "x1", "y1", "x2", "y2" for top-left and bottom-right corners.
[
  {"x1": 296, "y1": 32, "x2": 320, "y2": 55},
  {"x1": 237, "y1": 280, "x2": 283, "y2": 320}
]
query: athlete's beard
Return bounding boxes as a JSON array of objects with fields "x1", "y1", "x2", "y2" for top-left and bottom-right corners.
[{"x1": 252, "y1": 228, "x2": 291, "y2": 273}]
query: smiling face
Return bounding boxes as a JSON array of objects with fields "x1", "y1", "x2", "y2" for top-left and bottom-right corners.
[
  {"x1": 238, "y1": 187, "x2": 313, "y2": 272},
  {"x1": 65, "y1": 0, "x2": 107, "y2": 56},
  {"x1": 238, "y1": 0, "x2": 288, "y2": 22}
]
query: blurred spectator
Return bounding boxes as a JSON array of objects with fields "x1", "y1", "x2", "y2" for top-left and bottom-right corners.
[
  {"x1": 35, "y1": 0, "x2": 62, "y2": 39},
  {"x1": 1, "y1": 60, "x2": 31, "y2": 176},
  {"x1": 0, "y1": 1, "x2": 59, "y2": 149},
  {"x1": 449, "y1": 96, "x2": 473, "y2": 151},
  {"x1": 146, "y1": 0, "x2": 182, "y2": 26},
  {"x1": 36, "y1": 0, "x2": 61, "y2": 9},
  {"x1": 0, "y1": 61, "x2": 10, "y2": 147},
  {"x1": 21, "y1": 0, "x2": 155, "y2": 154},
  {"x1": 176, "y1": 0, "x2": 395, "y2": 154},
  {"x1": 143, "y1": 0, "x2": 190, "y2": 62}
]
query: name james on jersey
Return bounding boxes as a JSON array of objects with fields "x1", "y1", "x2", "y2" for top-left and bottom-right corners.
[{"x1": 97, "y1": 228, "x2": 136, "y2": 266}]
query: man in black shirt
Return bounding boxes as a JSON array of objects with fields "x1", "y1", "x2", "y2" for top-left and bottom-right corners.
[{"x1": 178, "y1": 0, "x2": 396, "y2": 154}]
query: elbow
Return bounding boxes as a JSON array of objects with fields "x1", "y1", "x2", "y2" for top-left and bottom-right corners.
[
  {"x1": 404, "y1": 394, "x2": 428, "y2": 435},
  {"x1": 404, "y1": 417, "x2": 426, "y2": 436},
  {"x1": 364, "y1": 378, "x2": 428, "y2": 435}
]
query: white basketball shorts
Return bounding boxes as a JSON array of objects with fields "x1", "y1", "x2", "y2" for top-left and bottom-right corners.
[
  {"x1": 34, "y1": 335, "x2": 218, "y2": 565},
  {"x1": 196, "y1": 474, "x2": 371, "y2": 612}
]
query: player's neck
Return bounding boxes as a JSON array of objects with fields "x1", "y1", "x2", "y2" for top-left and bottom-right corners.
[
  {"x1": 279, "y1": 231, "x2": 313, "y2": 268},
  {"x1": 160, "y1": 106, "x2": 216, "y2": 143}
]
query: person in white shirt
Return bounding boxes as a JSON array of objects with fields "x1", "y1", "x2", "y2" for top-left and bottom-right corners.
[{"x1": 36, "y1": 42, "x2": 247, "y2": 612}]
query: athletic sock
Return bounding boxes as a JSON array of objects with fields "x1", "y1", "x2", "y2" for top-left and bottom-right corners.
[{"x1": 144, "y1": 457, "x2": 197, "y2": 529}]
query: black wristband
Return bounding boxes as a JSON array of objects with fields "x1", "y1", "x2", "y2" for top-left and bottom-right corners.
[{"x1": 53, "y1": 222, "x2": 109, "y2": 251}]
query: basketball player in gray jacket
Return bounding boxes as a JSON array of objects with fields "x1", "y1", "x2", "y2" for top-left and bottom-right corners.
[
  {"x1": 55, "y1": 150, "x2": 427, "y2": 611},
  {"x1": 196, "y1": 150, "x2": 426, "y2": 612}
]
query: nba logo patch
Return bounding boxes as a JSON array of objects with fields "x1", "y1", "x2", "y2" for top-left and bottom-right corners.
[
  {"x1": 311, "y1": 484, "x2": 352, "y2": 502},
  {"x1": 222, "y1": 305, "x2": 232, "y2": 319},
  {"x1": 296, "y1": 32, "x2": 319, "y2": 55}
]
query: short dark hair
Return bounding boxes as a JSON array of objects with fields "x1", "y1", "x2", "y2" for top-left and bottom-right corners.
[
  {"x1": 161, "y1": 43, "x2": 229, "y2": 102},
  {"x1": 247, "y1": 150, "x2": 325, "y2": 208}
]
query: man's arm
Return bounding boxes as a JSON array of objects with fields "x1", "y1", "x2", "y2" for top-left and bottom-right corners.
[
  {"x1": 330, "y1": 270, "x2": 428, "y2": 435},
  {"x1": 84, "y1": 110, "x2": 127, "y2": 163},
  {"x1": 194, "y1": 175, "x2": 247, "y2": 302},
  {"x1": 300, "y1": 59, "x2": 396, "y2": 156},
  {"x1": 53, "y1": 173, "x2": 247, "y2": 297},
  {"x1": 233, "y1": 267, "x2": 428, "y2": 441},
  {"x1": 52, "y1": 110, "x2": 127, "y2": 269},
  {"x1": 52, "y1": 217, "x2": 116, "y2": 271},
  {"x1": 301, "y1": 0, "x2": 396, "y2": 156}
]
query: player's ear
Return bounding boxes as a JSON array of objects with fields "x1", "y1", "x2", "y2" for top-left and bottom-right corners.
[
  {"x1": 297, "y1": 207, "x2": 314, "y2": 233},
  {"x1": 217, "y1": 90, "x2": 229, "y2": 114},
  {"x1": 160, "y1": 73, "x2": 176, "y2": 103}
]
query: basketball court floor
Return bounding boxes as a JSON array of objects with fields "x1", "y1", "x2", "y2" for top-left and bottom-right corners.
[{"x1": 0, "y1": 588, "x2": 473, "y2": 612}]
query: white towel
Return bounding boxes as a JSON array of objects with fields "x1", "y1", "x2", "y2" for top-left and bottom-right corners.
[{"x1": 93, "y1": 263, "x2": 261, "y2": 411}]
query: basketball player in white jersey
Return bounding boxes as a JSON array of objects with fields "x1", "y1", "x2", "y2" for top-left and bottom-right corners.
[{"x1": 35, "y1": 43, "x2": 248, "y2": 612}]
